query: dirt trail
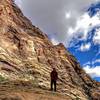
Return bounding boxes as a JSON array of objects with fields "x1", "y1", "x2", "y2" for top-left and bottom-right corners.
[{"x1": 0, "y1": 83, "x2": 71, "y2": 100}]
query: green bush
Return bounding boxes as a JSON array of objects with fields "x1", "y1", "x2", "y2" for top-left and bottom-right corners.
[
  {"x1": 75, "y1": 96, "x2": 80, "y2": 100},
  {"x1": 72, "y1": 95, "x2": 81, "y2": 100},
  {"x1": 0, "y1": 75, "x2": 6, "y2": 82}
]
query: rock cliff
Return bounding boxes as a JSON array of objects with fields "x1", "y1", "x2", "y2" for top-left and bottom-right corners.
[{"x1": 0, "y1": 0, "x2": 100, "y2": 100}]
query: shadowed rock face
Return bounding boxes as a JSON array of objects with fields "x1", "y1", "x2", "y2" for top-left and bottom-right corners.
[{"x1": 0, "y1": 0, "x2": 100, "y2": 99}]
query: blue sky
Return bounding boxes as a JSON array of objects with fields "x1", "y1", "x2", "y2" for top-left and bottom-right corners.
[
  {"x1": 68, "y1": 2, "x2": 100, "y2": 81},
  {"x1": 15, "y1": 0, "x2": 100, "y2": 81}
]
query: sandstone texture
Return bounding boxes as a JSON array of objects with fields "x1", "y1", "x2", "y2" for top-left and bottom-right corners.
[{"x1": 0, "y1": 0, "x2": 100, "y2": 100}]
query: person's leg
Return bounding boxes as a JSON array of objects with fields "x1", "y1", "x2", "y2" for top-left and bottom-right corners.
[
  {"x1": 54, "y1": 81, "x2": 56, "y2": 92},
  {"x1": 51, "y1": 80, "x2": 53, "y2": 91}
]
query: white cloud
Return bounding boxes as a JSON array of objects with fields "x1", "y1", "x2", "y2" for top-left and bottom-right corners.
[
  {"x1": 79, "y1": 43, "x2": 91, "y2": 51},
  {"x1": 70, "y1": 11, "x2": 100, "y2": 40},
  {"x1": 84, "y1": 65, "x2": 100, "y2": 78},
  {"x1": 51, "y1": 38, "x2": 59, "y2": 45},
  {"x1": 93, "y1": 28, "x2": 100, "y2": 44},
  {"x1": 83, "y1": 61, "x2": 91, "y2": 66},
  {"x1": 68, "y1": 27, "x2": 75, "y2": 34},
  {"x1": 15, "y1": 0, "x2": 22, "y2": 8},
  {"x1": 92, "y1": 59, "x2": 100, "y2": 64},
  {"x1": 65, "y1": 12, "x2": 71, "y2": 19},
  {"x1": 15, "y1": 0, "x2": 97, "y2": 47}
]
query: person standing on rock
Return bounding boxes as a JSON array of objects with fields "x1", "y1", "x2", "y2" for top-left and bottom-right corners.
[{"x1": 50, "y1": 68, "x2": 58, "y2": 92}]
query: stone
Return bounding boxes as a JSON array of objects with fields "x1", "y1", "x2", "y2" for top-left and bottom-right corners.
[{"x1": 0, "y1": 0, "x2": 99, "y2": 100}]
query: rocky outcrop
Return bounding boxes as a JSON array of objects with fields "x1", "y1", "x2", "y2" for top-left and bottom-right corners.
[{"x1": 0, "y1": 0, "x2": 100, "y2": 99}]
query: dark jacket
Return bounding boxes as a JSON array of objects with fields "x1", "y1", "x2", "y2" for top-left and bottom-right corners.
[{"x1": 50, "y1": 70, "x2": 58, "y2": 81}]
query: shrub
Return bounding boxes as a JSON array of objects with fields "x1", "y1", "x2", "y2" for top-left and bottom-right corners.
[{"x1": 0, "y1": 75, "x2": 6, "y2": 82}]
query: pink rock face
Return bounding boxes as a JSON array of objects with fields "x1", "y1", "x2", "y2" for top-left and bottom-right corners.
[{"x1": 0, "y1": 0, "x2": 99, "y2": 100}]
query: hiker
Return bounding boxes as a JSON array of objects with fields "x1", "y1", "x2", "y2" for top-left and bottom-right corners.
[{"x1": 50, "y1": 68, "x2": 58, "y2": 92}]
